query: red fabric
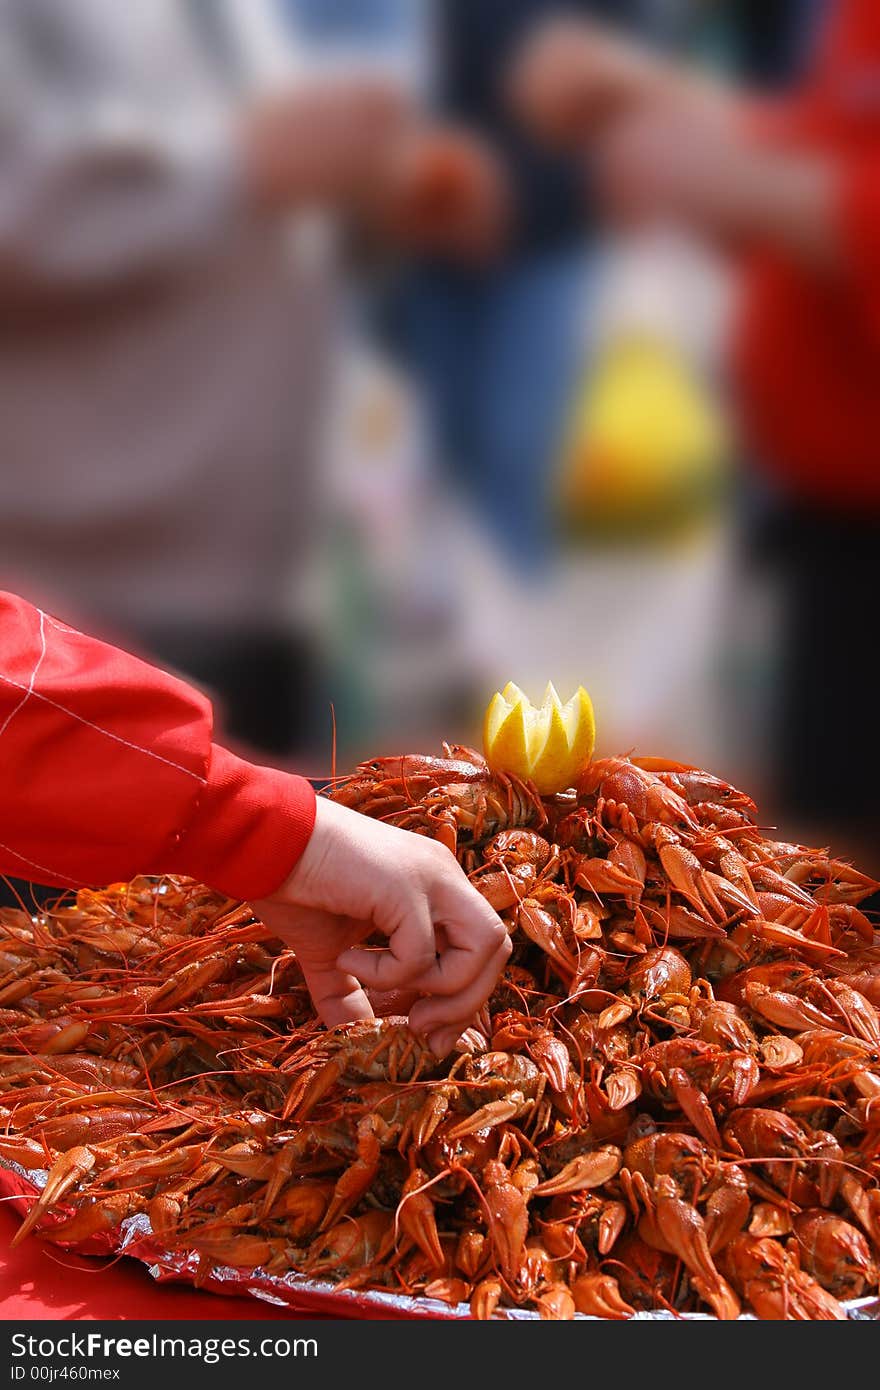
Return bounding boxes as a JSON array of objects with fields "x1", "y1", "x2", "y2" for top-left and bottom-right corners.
[
  {"x1": 0, "y1": 1208, "x2": 302, "y2": 1320},
  {"x1": 0, "y1": 592, "x2": 316, "y2": 899},
  {"x1": 737, "y1": 0, "x2": 880, "y2": 505}
]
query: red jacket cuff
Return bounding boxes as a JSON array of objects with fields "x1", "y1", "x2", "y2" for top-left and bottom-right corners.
[{"x1": 160, "y1": 745, "x2": 317, "y2": 900}]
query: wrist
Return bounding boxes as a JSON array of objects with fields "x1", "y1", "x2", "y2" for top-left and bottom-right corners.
[
  {"x1": 159, "y1": 746, "x2": 317, "y2": 900},
  {"x1": 279, "y1": 794, "x2": 342, "y2": 901},
  {"x1": 241, "y1": 83, "x2": 410, "y2": 215},
  {"x1": 241, "y1": 103, "x2": 314, "y2": 212}
]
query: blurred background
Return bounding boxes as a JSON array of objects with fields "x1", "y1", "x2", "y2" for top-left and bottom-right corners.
[{"x1": 1, "y1": 1, "x2": 874, "y2": 872}]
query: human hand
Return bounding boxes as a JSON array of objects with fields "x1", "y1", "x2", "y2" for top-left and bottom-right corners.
[
  {"x1": 595, "y1": 106, "x2": 752, "y2": 232},
  {"x1": 507, "y1": 17, "x2": 656, "y2": 148},
  {"x1": 368, "y1": 124, "x2": 508, "y2": 263},
  {"x1": 252, "y1": 797, "x2": 511, "y2": 1056},
  {"x1": 243, "y1": 77, "x2": 410, "y2": 212},
  {"x1": 596, "y1": 105, "x2": 837, "y2": 265}
]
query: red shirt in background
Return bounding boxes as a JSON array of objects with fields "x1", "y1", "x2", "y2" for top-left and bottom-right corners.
[
  {"x1": 738, "y1": 0, "x2": 880, "y2": 507},
  {"x1": 0, "y1": 592, "x2": 316, "y2": 897}
]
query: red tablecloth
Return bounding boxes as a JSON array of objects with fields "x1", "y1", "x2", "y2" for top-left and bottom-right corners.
[{"x1": 0, "y1": 1208, "x2": 301, "y2": 1321}]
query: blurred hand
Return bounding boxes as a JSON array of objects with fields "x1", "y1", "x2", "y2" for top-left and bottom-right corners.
[
  {"x1": 245, "y1": 86, "x2": 506, "y2": 262},
  {"x1": 596, "y1": 106, "x2": 722, "y2": 227},
  {"x1": 596, "y1": 106, "x2": 837, "y2": 265},
  {"x1": 244, "y1": 77, "x2": 410, "y2": 211},
  {"x1": 508, "y1": 18, "x2": 655, "y2": 147},
  {"x1": 597, "y1": 106, "x2": 760, "y2": 233},
  {"x1": 368, "y1": 124, "x2": 508, "y2": 263},
  {"x1": 252, "y1": 796, "x2": 511, "y2": 1056}
]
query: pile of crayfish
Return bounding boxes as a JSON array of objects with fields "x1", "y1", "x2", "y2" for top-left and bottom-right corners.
[{"x1": 1, "y1": 749, "x2": 879, "y2": 1320}]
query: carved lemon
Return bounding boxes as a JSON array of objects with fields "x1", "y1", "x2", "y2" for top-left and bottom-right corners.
[{"x1": 483, "y1": 682, "x2": 595, "y2": 795}]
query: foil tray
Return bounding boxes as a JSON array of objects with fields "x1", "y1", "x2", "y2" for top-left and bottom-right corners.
[{"x1": 3, "y1": 1160, "x2": 878, "y2": 1321}]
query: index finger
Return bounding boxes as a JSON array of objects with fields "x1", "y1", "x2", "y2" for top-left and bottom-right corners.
[
  {"x1": 409, "y1": 876, "x2": 509, "y2": 995},
  {"x1": 337, "y1": 898, "x2": 438, "y2": 992}
]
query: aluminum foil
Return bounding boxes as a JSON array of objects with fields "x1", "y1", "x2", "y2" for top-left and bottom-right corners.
[{"x1": 2, "y1": 1159, "x2": 877, "y2": 1321}]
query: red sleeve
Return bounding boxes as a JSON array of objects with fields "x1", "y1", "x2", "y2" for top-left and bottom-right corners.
[
  {"x1": 0, "y1": 592, "x2": 316, "y2": 898},
  {"x1": 836, "y1": 157, "x2": 880, "y2": 332}
]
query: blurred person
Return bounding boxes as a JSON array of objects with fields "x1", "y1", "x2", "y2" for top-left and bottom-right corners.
[
  {"x1": 0, "y1": 0, "x2": 501, "y2": 760},
  {"x1": 0, "y1": 590, "x2": 510, "y2": 1056},
  {"x1": 510, "y1": 2, "x2": 880, "y2": 866},
  {"x1": 397, "y1": 1, "x2": 657, "y2": 575}
]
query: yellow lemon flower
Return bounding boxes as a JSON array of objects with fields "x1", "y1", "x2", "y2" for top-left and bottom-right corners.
[{"x1": 483, "y1": 683, "x2": 596, "y2": 795}]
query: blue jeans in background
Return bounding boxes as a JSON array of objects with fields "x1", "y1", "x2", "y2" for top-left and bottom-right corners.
[
  {"x1": 281, "y1": 0, "x2": 425, "y2": 47},
  {"x1": 402, "y1": 250, "x2": 588, "y2": 574}
]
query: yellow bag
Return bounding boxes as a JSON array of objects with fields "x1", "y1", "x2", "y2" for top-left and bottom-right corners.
[{"x1": 557, "y1": 334, "x2": 730, "y2": 539}]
